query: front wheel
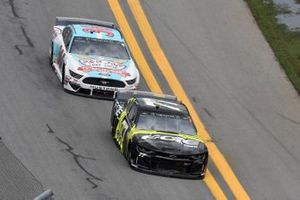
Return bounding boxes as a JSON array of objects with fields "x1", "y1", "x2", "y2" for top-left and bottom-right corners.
[
  {"x1": 127, "y1": 149, "x2": 132, "y2": 166},
  {"x1": 61, "y1": 65, "x2": 65, "y2": 87},
  {"x1": 49, "y1": 43, "x2": 53, "y2": 66},
  {"x1": 126, "y1": 144, "x2": 134, "y2": 166}
]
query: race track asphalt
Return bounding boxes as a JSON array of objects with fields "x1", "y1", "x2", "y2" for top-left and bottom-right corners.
[
  {"x1": 140, "y1": 0, "x2": 300, "y2": 199},
  {"x1": 0, "y1": 0, "x2": 299, "y2": 199},
  {"x1": 0, "y1": 0, "x2": 211, "y2": 199}
]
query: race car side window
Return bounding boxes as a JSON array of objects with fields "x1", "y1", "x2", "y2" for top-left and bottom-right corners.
[
  {"x1": 62, "y1": 27, "x2": 72, "y2": 50},
  {"x1": 128, "y1": 103, "x2": 138, "y2": 123}
]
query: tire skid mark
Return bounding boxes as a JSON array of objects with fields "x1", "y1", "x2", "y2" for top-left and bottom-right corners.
[
  {"x1": 45, "y1": 124, "x2": 103, "y2": 189},
  {"x1": 203, "y1": 107, "x2": 215, "y2": 119},
  {"x1": 276, "y1": 112, "x2": 300, "y2": 126},
  {"x1": 235, "y1": 100, "x2": 300, "y2": 165}
]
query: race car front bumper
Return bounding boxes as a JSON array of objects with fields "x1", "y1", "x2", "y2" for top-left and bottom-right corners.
[
  {"x1": 63, "y1": 74, "x2": 138, "y2": 99},
  {"x1": 129, "y1": 144, "x2": 208, "y2": 179}
]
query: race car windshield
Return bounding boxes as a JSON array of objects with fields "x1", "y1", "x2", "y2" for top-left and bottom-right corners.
[
  {"x1": 70, "y1": 37, "x2": 130, "y2": 59},
  {"x1": 137, "y1": 112, "x2": 197, "y2": 135}
]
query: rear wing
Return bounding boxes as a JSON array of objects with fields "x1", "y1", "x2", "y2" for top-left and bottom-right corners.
[
  {"x1": 55, "y1": 17, "x2": 115, "y2": 29},
  {"x1": 115, "y1": 90, "x2": 177, "y2": 107}
]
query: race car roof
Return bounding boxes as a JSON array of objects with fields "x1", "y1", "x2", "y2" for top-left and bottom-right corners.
[
  {"x1": 136, "y1": 97, "x2": 189, "y2": 116},
  {"x1": 71, "y1": 24, "x2": 124, "y2": 42}
]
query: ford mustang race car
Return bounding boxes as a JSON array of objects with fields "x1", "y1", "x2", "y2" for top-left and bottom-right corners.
[
  {"x1": 49, "y1": 17, "x2": 140, "y2": 99},
  {"x1": 111, "y1": 90, "x2": 208, "y2": 179}
]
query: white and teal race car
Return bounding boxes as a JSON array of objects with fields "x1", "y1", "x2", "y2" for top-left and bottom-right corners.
[{"x1": 49, "y1": 17, "x2": 140, "y2": 99}]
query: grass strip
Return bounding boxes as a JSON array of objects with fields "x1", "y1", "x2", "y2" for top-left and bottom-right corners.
[{"x1": 246, "y1": 0, "x2": 300, "y2": 93}]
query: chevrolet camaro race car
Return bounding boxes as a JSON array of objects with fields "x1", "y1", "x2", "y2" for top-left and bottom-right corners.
[
  {"x1": 111, "y1": 91, "x2": 208, "y2": 179},
  {"x1": 49, "y1": 17, "x2": 140, "y2": 98}
]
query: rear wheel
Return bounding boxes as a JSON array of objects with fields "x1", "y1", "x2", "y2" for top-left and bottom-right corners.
[{"x1": 111, "y1": 118, "x2": 118, "y2": 136}]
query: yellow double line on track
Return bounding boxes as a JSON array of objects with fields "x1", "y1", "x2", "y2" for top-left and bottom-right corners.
[{"x1": 108, "y1": 0, "x2": 250, "y2": 199}]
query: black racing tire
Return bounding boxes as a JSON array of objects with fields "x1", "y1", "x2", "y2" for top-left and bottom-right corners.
[
  {"x1": 111, "y1": 126, "x2": 115, "y2": 137},
  {"x1": 126, "y1": 143, "x2": 133, "y2": 166},
  {"x1": 111, "y1": 118, "x2": 119, "y2": 136},
  {"x1": 49, "y1": 43, "x2": 54, "y2": 66},
  {"x1": 61, "y1": 64, "x2": 65, "y2": 87},
  {"x1": 199, "y1": 174, "x2": 205, "y2": 180},
  {"x1": 127, "y1": 149, "x2": 132, "y2": 166}
]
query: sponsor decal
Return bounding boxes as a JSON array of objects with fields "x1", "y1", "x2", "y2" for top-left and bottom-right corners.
[
  {"x1": 77, "y1": 66, "x2": 130, "y2": 78},
  {"x1": 82, "y1": 25, "x2": 114, "y2": 37},
  {"x1": 89, "y1": 85, "x2": 116, "y2": 91},
  {"x1": 141, "y1": 135, "x2": 199, "y2": 147},
  {"x1": 142, "y1": 98, "x2": 181, "y2": 111},
  {"x1": 78, "y1": 58, "x2": 126, "y2": 70}
]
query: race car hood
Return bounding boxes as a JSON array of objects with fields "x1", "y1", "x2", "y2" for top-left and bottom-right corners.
[
  {"x1": 135, "y1": 134, "x2": 206, "y2": 155},
  {"x1": 68, "y1": 54, "x2": 137, "y2": 80}
]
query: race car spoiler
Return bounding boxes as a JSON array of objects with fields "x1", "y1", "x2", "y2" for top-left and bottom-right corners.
[
  {"x1": 115, "y1": 90, "x2": 177, "y2": 106},
  {"x1": 55, "y1": 17, "x2": 115, "y2": 29}
]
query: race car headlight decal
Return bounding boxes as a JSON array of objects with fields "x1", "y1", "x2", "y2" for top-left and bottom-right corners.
[
  {"x1": 191, "y1": 154, "x2": 206, "y2": 161},
  {"x1": 137, "y1": 145, "x2": 153, "y2": 154},
  {"x1": 126, "y1": 78, "x2": 136, "y2": 85},
  {"x1": 69, "y1": 70, "x2": 83, "y2": 79}
]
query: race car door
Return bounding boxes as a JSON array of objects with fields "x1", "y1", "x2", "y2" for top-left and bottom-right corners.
[
  {"x1": 118, "y1": 102, "x2": 138, "y2": 152},
  {"x1": 57, "y1": 27, "x2": 72, "y2": 71}
]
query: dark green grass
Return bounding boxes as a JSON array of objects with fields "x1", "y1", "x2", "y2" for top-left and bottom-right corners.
[{"x1": 246, "y1": 0, "x2": 300, "y2": 93}]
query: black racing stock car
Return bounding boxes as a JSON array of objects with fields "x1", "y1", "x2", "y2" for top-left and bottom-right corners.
[{"x1": 110, "y1": 90, "x2": 208, "y2": 179}]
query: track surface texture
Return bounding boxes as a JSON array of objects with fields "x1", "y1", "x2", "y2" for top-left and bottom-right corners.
[
  {"x1": 0, "y1": 0, "x2": 299, "y2": 199},
  {"x1": 140, "y1": 0, "x2": 300, "y2": 199},
  {"x1": 0, "y1": 0, "x2": 210, "y2": 199}
]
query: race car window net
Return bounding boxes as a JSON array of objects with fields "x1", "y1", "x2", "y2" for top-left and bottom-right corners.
[
  {"x1": 63, "y1": 28, "x2": 72, "y2": 47},
  {"x1": 70, "y1": 37, "x2": 130, "y2": 60},
  {"x1": 137, "y1": 112, "x2": 197, "y2": 136}
]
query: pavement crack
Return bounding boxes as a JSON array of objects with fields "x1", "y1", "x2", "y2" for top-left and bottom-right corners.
[
  {"x1": 14, "y1": 26, "x2": 34, "y2": 55},
  {"x1": 55, "y1": 136, "x2": 103, "y2": 187},
  {"x1": 86, "y1": 177, "x2": 98, "y2": 189},
  {"x1": 8, "y1": 0, "x2": 20, "y2": 18},
  {"x1": 46, "y1": 124, "x2": 54, "y2": 134},
  {"x1": 20, "y1": 26, "x2": 34, "y2": 48},
  {"x1": 14, "y1": 45, "x2": 23, "y2": 55}
]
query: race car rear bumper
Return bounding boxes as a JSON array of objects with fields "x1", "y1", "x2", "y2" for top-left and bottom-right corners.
[{"x1": 129, "y1": 145, "x2": 208, "y2": 179}]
